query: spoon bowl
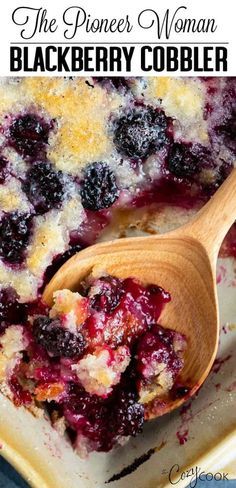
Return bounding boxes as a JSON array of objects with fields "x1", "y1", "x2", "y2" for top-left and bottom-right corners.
[{"x1": 43, "y1": 168, "x2": 236, "y2": 418}]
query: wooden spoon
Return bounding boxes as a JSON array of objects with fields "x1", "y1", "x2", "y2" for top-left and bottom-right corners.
[{"x1": 43, "y1": 168, "x2": 236, "y2": 419}]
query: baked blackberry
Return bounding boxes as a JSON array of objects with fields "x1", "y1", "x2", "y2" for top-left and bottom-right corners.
[
  {"x1": 113, "y1": 107, "x2": 169, "y2": 159},
  {"x1": 80, "y1": 162, "x2": 119, "y2": 211},
  {"x1": 88, "y1": 275, "x2": 124, "y2": 313},
  {"x1": 33, "y1": 316, "x2": 86, "y2": 358},
  {"x1": 111, "y1": 390, "x2": 144, "y2": 436},
  {"x1": 0, "y1": 287, "x2": 27, "y2": 333},
  {"x1": 0, "y1": 212, "x2": 32, "y2": 265},
  {"x1": 8, "y1": 114, "x2": 51, "y2": 158},
  {"x1": 0, "y1": 157, "x2": 8, "y2": 184},
  {"x1": 22, "y1": 162, "x2": 64, "y2": 214},
  {"x1": 167, "y1": 143, "x2": 200, "y2": 179}
]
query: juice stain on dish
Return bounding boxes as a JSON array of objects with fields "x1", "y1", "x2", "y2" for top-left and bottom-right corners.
[{"x1": 105, "y1": 441, "x2": 166, "y2": 483}]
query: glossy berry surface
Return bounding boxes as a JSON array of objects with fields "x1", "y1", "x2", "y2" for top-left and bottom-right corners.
[
  {"x1": 33, "y1": 316, "x2": 86, "y2": 358},
  {"x1": 111, "y1": 390, "x2": 144, "y2": 436},
  {"x1": 63, "y1": 384, "x2": 144, "y2": 451},
  {"x1": 89, "y1": 275, "x2": 124, "y2": 313},
  {"x1": 113, "y1": 107, "x2": 169, "y2": 159},
  {"x1": 22, "y1": 162, "x2": 64, "y2": 214},
  {"x1": 9, "y1": 376, "x2": 32, "y2": 407},
  {"x1": 171, "y1": 384, "x2": 190, "y2": 399},
  {"x1": 80, "y1": 162, "x2": 119, "y2": 211},
  {"x1": 0, "y1": 212, "x2": 32, "y2": 265},
  {"x1": 64, "y1": 388, "x2": 114, "y2": 452},
  {"x1": 136, "y1": 324, "x2": 184, "y2": 378},
  {"x1": 8, "y1": 114, "x2": 51, "y2": 158},
  {"x1": 84, "y1": 277, "x2": 170, "y2": 348},
  {"x1": 167, "y1": 143, "x2": 200, "y2": 179}
]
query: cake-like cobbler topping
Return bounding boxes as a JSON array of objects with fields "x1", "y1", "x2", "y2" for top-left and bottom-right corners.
[
  {"x1": 0, "y1": 76, "x2": 235, "y2": 456},
  {"x1": 0, "y1": 76, "x2": 235, "y2": 300},
  {"x1": 0, "y1": 274, "x2": 187, "y2": 456}
]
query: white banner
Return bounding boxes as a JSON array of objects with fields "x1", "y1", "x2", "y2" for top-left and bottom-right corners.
[{"x1": 0, "y1": 0, "x2": 235, "y2": 76}]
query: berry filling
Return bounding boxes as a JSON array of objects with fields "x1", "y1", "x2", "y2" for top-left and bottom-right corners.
[
  {"x1": 22, "y1": 162, "x2": 64, "y2": 214},
  {"x1": 0, "y1": 274, "x2": 187, "y2": 456},
  {"x1": 33, "y1": 316, "x2": 86, "y2": 359},
  {"x1": 215, "y1": 105, "x2": 236, "y2": 153},
  {"x1": 136, "y1": 325, "x2": 187, "y2": 404},
  {"x1": 0, "y1": 212, "x2": 32, "y2": 266},
  {"x1": 0, "y1": 156, "x2": 8, "y2": 184},
  {"x1": 7, "y1": 114, "x2": 52, "y2": 158},
  {"x1": 0, "y1": 287, "x2": 27, "y2": 334},
  {"x1": 80, "y1": 162, "x2": 119, "y2": 211},
  {"x1": 167, "y1": 143, "x2": 201, "y2": 179}
]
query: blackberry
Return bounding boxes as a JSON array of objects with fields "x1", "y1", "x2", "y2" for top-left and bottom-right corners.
[
  {"x1": 113, "y1": 107, "x2": 169, "y2": 159},
  {"x1": 0, "y1": 212, "x2": 32, "y2": 265},
  {"x1": 0, "y1": 157, "x2": 8, "y2": 184},
  {"x1": 111, "y1": 390, "x2": 144, "y2": 436},
  {"x1": 93, "y1": 77, "x2": 130, "y2": 91},
  {"x1": 8, "y1": 114, "x2": 51, "y2": 158},
  {"x1": 0, "y1": 287, "x2": 27, "y2": 333},
  {"x1": 168, "y1": 143, "x2": 200, "y2": 179},
  {"x1": 33, "y1": 316, "x2": 86, "y2": 358},
  {"x1": 22, "y1": 162, "x2": 64, "y2": 214},
  {"x1": 89, "y1": 275, "x2": 124, "y2": 313},
  {"x1": 80, "y1": 162, "x2": 119, "y2": 211},
  {"x1": 64, "y1": 388, "x2": 115, "y2": 451}
]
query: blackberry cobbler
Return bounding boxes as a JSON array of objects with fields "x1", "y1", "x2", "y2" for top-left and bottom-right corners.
[{"x1": 0, "y1": 76, "x2": 235, "y2": 456}]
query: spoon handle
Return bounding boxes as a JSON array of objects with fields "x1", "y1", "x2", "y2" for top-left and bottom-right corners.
[{"x1": 183, "y1": 167, "x2": 236, "y2": 261}]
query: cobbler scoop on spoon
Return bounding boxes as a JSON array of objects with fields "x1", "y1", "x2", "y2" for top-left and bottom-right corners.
[
  {"x1": 43, "y1": 168, "x2": 236, "y2": 425},
  {"x1": 31, "y1": 273, "x2": 185, "y2": 455}
]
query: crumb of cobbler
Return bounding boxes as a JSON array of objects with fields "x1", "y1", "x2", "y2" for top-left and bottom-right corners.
[
  {"x1": 0, "y1": 325, "x2": 27, "y2": 381},
  {"x1": 72, "y1": 345, "x2": 131, "y2": 397},
  {"x1": 50, "y1": 289, "x2": 89, "y2": 330},
  {"x1": 0, "y1": 272, "x2": 188, "y2": 456}
]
